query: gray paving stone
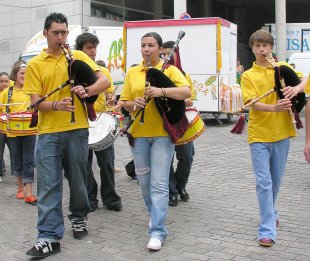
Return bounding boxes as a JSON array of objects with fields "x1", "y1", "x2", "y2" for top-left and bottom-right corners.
[{"x1": 0, "y1": 116, "x2": 309, "y2": 260}]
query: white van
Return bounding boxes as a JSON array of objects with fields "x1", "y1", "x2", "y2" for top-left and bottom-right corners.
[
  {"x1": 20, "y1": 25, "x2": 124, "y2": 95},
  {"x1": 288, "y1": 52, "x2": 310, "y2": 76}
]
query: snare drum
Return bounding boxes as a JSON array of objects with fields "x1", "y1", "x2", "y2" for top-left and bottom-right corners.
[
  {"x1": 176, "y1": 108, "x2": 205, "y2": 145},
  {"x1": 6, "y1": 112, "x2": 37, "y2": 135},
  {"x1": 88, "y1": 112, "x2": 120, "y2": 151},
  {"x1": 0, "y1": 114, "x2": 7, "y2": 134}
]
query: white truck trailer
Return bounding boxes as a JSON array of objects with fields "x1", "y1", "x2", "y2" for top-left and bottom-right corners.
[{"x1": 123, "y1": 17, "x2": 241, "y2": 124}]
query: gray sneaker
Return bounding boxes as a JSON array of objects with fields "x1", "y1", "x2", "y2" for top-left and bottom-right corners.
[{"x1": 71, "y1": 219, "x2": 88, "y2": 239}]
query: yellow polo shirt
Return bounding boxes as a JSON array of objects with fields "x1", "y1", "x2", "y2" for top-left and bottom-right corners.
[
  {"x1": 23, "y1": 50, "x2": 100, "y2": 134},
  {"x1": 120, "y1": 60, "x2": 189, "y2": 137},
  {"x1": 241, "y1": 62, "x2": 296, "y2": 144},
  {"x1": 94, "y1": 66, "x2": 114, "y2": 113}
]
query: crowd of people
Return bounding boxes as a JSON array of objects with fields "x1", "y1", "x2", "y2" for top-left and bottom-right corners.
[{"x1": 0, "y1": 11, "x2": 310, "y2": 258}]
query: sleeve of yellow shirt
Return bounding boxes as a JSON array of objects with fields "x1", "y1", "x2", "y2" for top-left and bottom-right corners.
[{"x1": 305, "y1": 76, "x2": 310, "y2": 95}]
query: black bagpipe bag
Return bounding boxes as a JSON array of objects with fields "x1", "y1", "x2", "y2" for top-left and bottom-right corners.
[
  {"x1": 145, "y1": 67, "x2": 189, "y2": 143},
  {"x1": 274, "y1": 65, "x2": 305, "y2": 113},
  {"x1": 68, "y1": 60, "x2": 99, "y2": 104},
  {"x1": 146, "y1": 67, "x2": 186, "y2": 124}
]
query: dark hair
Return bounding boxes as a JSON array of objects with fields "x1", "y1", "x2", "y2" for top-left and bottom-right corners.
[
  {"x1": 96, "y1": 60, "x2": 106, "y2": 68},
  {"x1": 0, "y1": 72, "x2": 9, "y2": 78},
  {"x1": 44, "y1": 12, "x2": 68, "y2": 30},
  {"x1": 163, "y1": 41, "x2": 175, "y2": 49},
  {"x1": 141, "y1": 32, "x2": 163, "y2": 47},
  {"x1": 75, "y1": 32, "x2": 99, "y2": 51},
  {"x1": 10, "y1": 61, "x2": 26, "y2": 81},
  {"x1": 249, "y1": 29, "x2": 274, "y2": 48}
]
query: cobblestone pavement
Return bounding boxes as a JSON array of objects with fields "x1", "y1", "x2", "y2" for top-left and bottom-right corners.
[{"x1": 0, "y1": 115, "x2": 309, "y2": 261}]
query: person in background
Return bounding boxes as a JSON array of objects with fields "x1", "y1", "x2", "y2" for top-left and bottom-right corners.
[
  {"x1": 120, "y1": 32, "x2": 190, "y2": 251},
  {"x1": 0, "y1": 72, "x2": 10, "y2": 182},
  {"x1": 75, "y1": 32, "x2": 122, "y2": 212},
  {"x1": 241, "y1": 29, "x2": 305, "y2": 248},
  {"x1": 0, "y1": 61, "x2": 36, "y2": 203},
  {"x1": 23, "y1": 12, "x2": 110, "y2": 258},
  {"x1": 236, "y1": 57, "x2": 244, "y2": 84},
  {"x1": 162, "y1": 41, "x2": 195, "y2": 207}
]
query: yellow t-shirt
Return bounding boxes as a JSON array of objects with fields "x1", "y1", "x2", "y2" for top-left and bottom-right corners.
[
  {"x1": 120, "y1": 60, "x2": 189, "y2": 138},
  {"x1": 185, "y1": 73, "x2": 196, "y2": 100},
  {"x1": 0, "y1": 86, "x2": 35, "y2": 137},
  {"x1": 23, "y1": 49, "x2": 100, "y2": 134},
  {"x1": 94, "y1": 66, "x2": 114, "y2": 113},
  {"x1": 304, "y1": 76, "x2": 310, "y2": 94},
  {"x1": 241, "y1": 62, "x2": 296, "y2": 144}
]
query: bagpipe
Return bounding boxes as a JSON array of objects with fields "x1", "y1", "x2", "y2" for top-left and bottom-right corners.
[
  {"x1": 28, "y1": 42, "x2": 98, "y2": 127},
  {"x1": 231, "y1": 53, "x2": 305, "y2": 134},
  {"x1": 121, "y1": 31, "x2": 188, "y2": 145}
]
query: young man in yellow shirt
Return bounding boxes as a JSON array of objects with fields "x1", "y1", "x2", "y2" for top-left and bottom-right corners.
[
  {"x1": 23, "y1": 12, "x2": 110, "y2": 258},
  {"x1": 241, "y1": 29, "x2": 305, "y2": 247},
  {"x1": 75, "y1": 32, "x2": 122, "y2": 212}
]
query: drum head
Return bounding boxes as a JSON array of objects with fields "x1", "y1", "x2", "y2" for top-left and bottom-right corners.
[
  {"x1": 185, "y1": 109, "x2": 198, "y2": 124},
  {"x1": 88, "y1": 113, "x2": 116, "y2": 145}
]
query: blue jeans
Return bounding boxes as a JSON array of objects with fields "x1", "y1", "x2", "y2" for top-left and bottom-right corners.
[
  {"x1": 250, "y1": 138, "x2": 290, "y2": 241},
  {"x1": 169, "y1": 142, "x2": 195, "y2": 196},
  {"x1": 131, "y1": 137, "x2": 175, "y2": 241},
  {"x1": 86, "y1": 145, "x2": 122, "y2": 208},
  {"x1": 36, "y1": 129, "x2": 90, "y2": 241},
  {"x1": 6, "y1": 135, "x2": 36, "y2": 183}
]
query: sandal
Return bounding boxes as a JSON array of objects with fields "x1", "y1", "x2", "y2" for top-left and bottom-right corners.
[
  {"x1": 24, "y1": 195, "x2": 37, "y2": 205},
  {"x1": 16, "y1": 188, "x2": 24, "y2": 199}
]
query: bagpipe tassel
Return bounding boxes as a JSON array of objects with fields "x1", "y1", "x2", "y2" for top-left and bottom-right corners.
[
  {"x1": 29, "y1": 109, "x2": 38, "y2": 128},
  {"x1": 163, "y1": 113, "x2": 189, "y2": 144},
  {"x1": 230, "y1": 114, "x2": 246, "y2": 134},
  {"x1": 85, "y1": 102, "x2": 97, "y2": 121}
]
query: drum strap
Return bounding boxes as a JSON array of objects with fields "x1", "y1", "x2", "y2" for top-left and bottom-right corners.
[{"x1": 6, "y1": 86, "x2": 13, "y2": 113}]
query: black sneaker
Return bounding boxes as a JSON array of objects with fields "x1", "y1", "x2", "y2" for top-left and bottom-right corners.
[
  {"x1": 89, "y1": 204, "x2": 98, "y2": 212},
  {"x1": 26, "y1": 241, "x2": 60, "y2": 258},
  {"x1": 71, "y1": 219, "x2": 88, "y2": 239},
  {"x1": 169, "y1": 195, "x2": 178, "y2": 207},
  {"x1": 178, "y1": 189, "x2": 189, "y2": 202},
  {"x1": 105, "y1": 204, "x2": 123, "y2": 212}
]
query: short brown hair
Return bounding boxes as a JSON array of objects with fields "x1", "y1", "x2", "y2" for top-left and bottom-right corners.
[
  {"x1": 249, "y1": 29, "x2": 274, "y2": 48},
  {"x1": 10, "y1": 60, "x2": 26, "y2": 81}
]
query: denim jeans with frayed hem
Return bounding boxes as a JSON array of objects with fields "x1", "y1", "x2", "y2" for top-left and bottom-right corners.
[
  {"x1": 36, "y1": 129, "x2": 90, "y2": 241},
  {"x1": 131, "y1": 137, "x2": 175, "y2": 241},
  {"x1": 250, "y1": 138, "x2": 290, "y2": 241}
]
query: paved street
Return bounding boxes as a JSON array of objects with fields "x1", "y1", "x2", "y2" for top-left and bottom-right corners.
[{"x1": 0, "y1": 115, "x2": 309, "y2": 261}]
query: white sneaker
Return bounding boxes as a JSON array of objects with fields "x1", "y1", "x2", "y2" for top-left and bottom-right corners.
[{"x1": 147, "y1": 237, "x2": 162, "y2": 251}]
